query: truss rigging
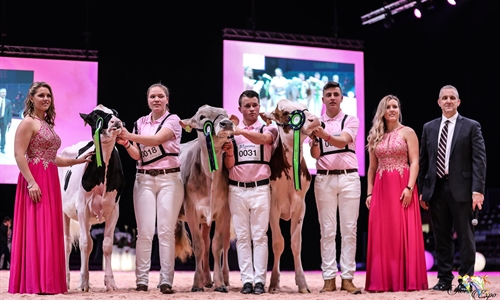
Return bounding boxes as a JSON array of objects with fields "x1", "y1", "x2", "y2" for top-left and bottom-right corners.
[
  {"x1": 0, "y1": 45, "x2": 98, "y2": 60},
  {"x1": 222, "y1": 28, "x2": 363, "y2": 51}
]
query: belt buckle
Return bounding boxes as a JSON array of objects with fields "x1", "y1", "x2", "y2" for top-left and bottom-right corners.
[{"x1": 149, "y1": 169, "x2": 160, "y2": 176}]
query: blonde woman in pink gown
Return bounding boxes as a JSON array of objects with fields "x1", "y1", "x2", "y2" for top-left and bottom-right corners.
[
  {"x1": 365, "y1": 95, "x2": 428, "y2": 292},
  {"x1": 9, "y1": 82, "x2": 91, "y2": 294}
]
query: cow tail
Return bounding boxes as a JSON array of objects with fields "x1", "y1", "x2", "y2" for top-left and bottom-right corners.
[
  {"x1": 174, "y1": 220, "x2": 193, "y2": 262},
  {"x1": 69, "y1": 219, "x2": 80, "y2": 248}
]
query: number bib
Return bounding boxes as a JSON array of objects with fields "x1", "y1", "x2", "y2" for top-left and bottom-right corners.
[
  {"x1": 321, "y1": 133, "x2": 343, "y2": 151},
  {"x1": 237, "y1": 143, "x2": 261, "y2": 163},
  {"x1": 140, "y1": 144, "x2": 168, "y2": 165}
]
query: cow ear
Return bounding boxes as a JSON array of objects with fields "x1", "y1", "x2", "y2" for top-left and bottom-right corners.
[
  {"x1": 80, "y1": 113, "x2": 89, "y2": 126},
  {"x1": 111, "y1": 109, "x2": 119, "y2": 117},
  {"x1": 259, "y1": 112, "x2": 273, "y2": 126},
  {"x1": 179, "y1": 118, "x2": 197, "y2": 133},
  {"x1": 229, "y1": 114, "x2": 240, "y2": 126}
]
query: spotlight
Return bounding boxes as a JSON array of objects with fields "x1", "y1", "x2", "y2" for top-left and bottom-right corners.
[
  {"x1": 414, "y1": 8, "x2": 422, "y2": 18},
  {"x1": 414, "y1": 0, "x2": 424, "y2": 18},
  {"x1": 447, "y1": 0, "x2": 457, "y2": 5}
]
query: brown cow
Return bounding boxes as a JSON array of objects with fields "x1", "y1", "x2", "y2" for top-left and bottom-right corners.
[
  {"x1": 179, "y1": 105, "x2": 239, "y2": 292},
  {"x1": 260, "y1": 99, "x2": 321, "y2": 294}
]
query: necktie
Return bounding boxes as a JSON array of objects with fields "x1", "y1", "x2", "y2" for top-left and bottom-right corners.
[{"x1": 436, "y1": 120, "x2": 450, "y2": 178}]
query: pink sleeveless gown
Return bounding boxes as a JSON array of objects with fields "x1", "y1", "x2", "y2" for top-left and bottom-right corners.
[
  {"x1": 8, "y1": 118, "x2": 67, "y2": 294},
  {"x1": 365, "y1": 127, "x2": 428, "y2": 292}
]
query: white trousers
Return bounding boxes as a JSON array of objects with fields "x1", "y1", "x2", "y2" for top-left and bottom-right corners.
[
  {"x1": 133, "y1": 172, "x2": 184, "y2": 286},
  {"x1": 229, "y1": 184, "x2": 271, "y2": 284},
  {"x1": 314, "y1": 172, "x2": 360, "y2": 280}
]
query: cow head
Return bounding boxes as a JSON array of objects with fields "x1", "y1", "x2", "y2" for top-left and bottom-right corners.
[
  {"x1": 260, "y1": 99, "x2": 320, "y2": 190},
  {"x1": 79, "y1": 104, "x2": 123, "y2": 144},
  {"x1": 260, "y1": 99, "x2": 321, "y2": 139},
  {"x1": 180, "y1": 105, "x2": 239, "y2": 172},
  {"x1": 179, "y1": 104, "x2": 239, "y2": 141}
]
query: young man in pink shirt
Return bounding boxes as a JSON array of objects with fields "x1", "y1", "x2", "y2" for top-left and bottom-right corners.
[
  {"x1": 310, "y1": 81, "x2": 361, "y2": 294},
  {"x1": 222, "y1": 90, "x2": 278, "y2": 295}
]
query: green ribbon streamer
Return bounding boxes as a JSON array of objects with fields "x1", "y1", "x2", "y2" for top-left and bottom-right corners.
[
  {"x1": 204, "y1": 121, "x2": 219, "y2": 172},
  {"x1": 288, "y1": 110, "x2": 305, "y2": 191},
  {"x1": 293, "y1": 129, "x2": 301, "y2": 190},
  {"x1": 93, "y1": 117, "x2": 103, "y2": 167}
]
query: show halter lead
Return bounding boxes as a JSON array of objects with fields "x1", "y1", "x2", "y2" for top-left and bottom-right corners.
[
  {"x1": 288, "y1": 110, "x2": 306, "y2": 190},
  {"x1": 93, "y1": 117, "x2": 104, "y2": 167},
  {"x1": 203, "y1": 121, "x2": 219, "y2": 172}
]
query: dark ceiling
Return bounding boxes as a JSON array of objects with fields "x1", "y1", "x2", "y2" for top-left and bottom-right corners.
[{"x1": 0, "y1": 0, "x2": 450, "y2": 50}]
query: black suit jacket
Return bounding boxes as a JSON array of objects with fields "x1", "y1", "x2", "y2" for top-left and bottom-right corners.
[
  {"x1": 0, "y1": 98, "x2": 12, "y2": 127},
  {"x1": 418, "y1": 114, "x2": 486, "y2": 202}
]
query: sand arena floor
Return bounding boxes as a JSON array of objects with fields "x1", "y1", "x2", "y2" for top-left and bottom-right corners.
[{"x1": 1, "y1": 269, "x2": 499, "y2": 299}]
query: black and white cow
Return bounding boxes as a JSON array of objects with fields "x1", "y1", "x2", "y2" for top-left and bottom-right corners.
[{"x1": 58, "y1": 104, "x2": 125, "y2": 292}]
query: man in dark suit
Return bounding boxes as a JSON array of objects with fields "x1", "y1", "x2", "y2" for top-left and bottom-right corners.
[
  {"x1": 418, "y1": 85, "x2": 486, "y2": 292},
  {"x1": 0, "y1": 88, "x2": 13, "y2": 154}
]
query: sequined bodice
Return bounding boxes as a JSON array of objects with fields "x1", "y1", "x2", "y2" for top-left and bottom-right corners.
[
  {"x1": 375, "y1": 128, "x2": 409, "y2": 177},
  {"x1": 26, "y1": 119, "x2": 61, "y2": 169}
]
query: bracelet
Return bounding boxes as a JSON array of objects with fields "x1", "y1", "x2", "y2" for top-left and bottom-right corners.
[
  {"x1": 325, "y1": 135, "x2": 331, "y2": 142},
  {"x1": 225, "y1": 153, "x2": 234, "y2": 157},
  {"x1": 406, "y1": 186, "x2": 414, "y2": 192},
  {"x1": 27, "y1": 182, "x2": 34, "y2": 189},
  {"x1": 366, "y1": 194, "x2": 372, "y2": 198},
  {"x1": 125, "y1": 141, "x2": 131, "y2": 149}
]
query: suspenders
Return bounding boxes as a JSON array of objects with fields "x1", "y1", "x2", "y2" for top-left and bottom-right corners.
[
  {"x1": 319, "y1": 114, "x2": 356, "y2": 156},
  {"x1": 232, "y1": 125, "x2": 269, "y2": 165}
]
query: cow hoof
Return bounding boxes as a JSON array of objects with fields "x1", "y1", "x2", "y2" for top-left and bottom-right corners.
[
  {"x1": 191, "y1": 287, "x2": 204, "y2": 292},
  {"x1": 299, "y1": 288, "x2": 311, "y2": 294},
  {"x1": 214, "y1": 286, "x2": 228, "y2": 293},
  {"x1": 77, "y1": 285, "x2": 89, "y2": 292},
  {"x1": 269, "y1": 287, "x2": 280, "y2": 294},
  {"x1": 204, "y1": 282, "x2": 213, "y2": 288}
]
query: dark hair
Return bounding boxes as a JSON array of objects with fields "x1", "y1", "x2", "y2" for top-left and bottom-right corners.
[
  {"x1": 147, "y1": 83, "x2": 170, "y2": 111},
  {"x1": 238, "y1": 90, "x2": 260, "y2": 107},
  {"x1": 3, "y1": 216, "x2": 12, "y2": 223},
  {"x1": 323, "y1": 81, "x2": 343, "y2": 95}
]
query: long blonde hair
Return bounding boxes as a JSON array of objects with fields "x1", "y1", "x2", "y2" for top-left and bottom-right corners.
[{"x1": 366, "y1": 95, "x2": 402, "y2": 152}]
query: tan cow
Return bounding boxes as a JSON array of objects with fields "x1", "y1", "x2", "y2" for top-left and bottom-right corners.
[
  {"x1": 179, "y1": 105, "x2": 239, "y2": 292},
  {"x1": 260, "y1": 99, "x2": 321, "y2": 294}
]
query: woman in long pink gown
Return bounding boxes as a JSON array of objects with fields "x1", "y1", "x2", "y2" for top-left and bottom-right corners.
[
  {"x1": 364, "y1": 95, "x2": 428, "y2": 292},
  {"x1": 9, "y1": 82, "x2": 91, "y2": 294}
]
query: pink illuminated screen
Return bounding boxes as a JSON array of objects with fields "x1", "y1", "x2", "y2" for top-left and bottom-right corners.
[
  {"x1": 222, "y1": 40, "x2": 365, "y2": 176},
  {"x1": 0, "y1": 56, "x2": 98, "y2": 184}
]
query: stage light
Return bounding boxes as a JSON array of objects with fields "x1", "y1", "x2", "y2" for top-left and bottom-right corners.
[
  {"x1": 361, "y1": 0, "x2": 432, "y2": 26},
  {"x1": 414, "y1": 0, "x2": 424, "y2": 18},
  {"x1": 447, "y1": 0, "x2": 457, "y2": 5},
  {"x1": 414, "y1": 8, "x2": 422, "y2": 18}
]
